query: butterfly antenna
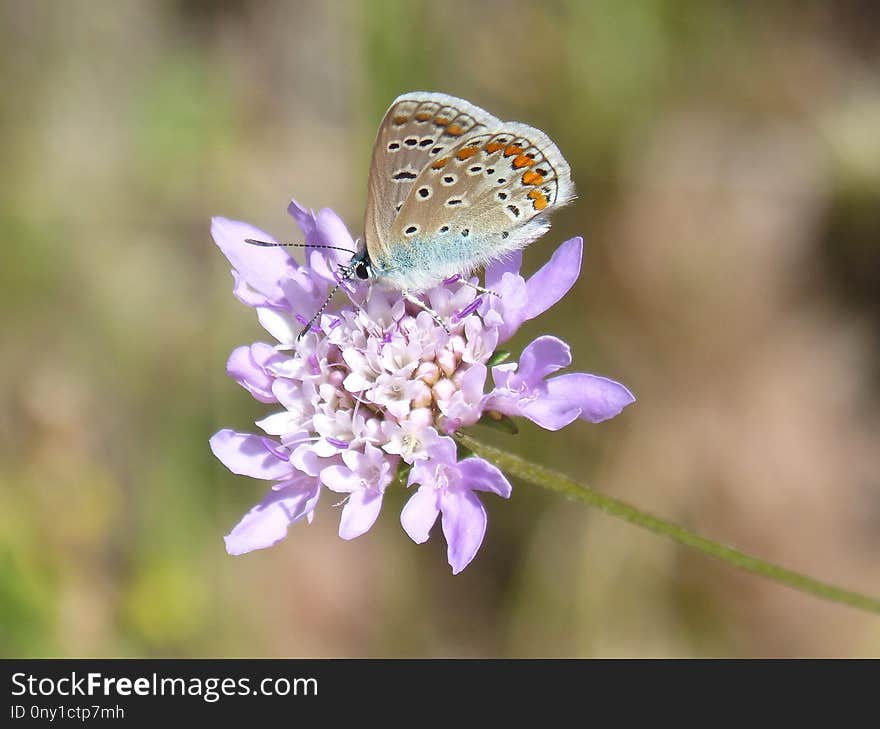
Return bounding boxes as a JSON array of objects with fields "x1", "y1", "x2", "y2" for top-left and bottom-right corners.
[
  {"x1": 297, "y1": 284, "x2": 339, "y2": 340},
  {"x1": 245, "y1": 239, "x2": 357, "y2": 255},
  {"x1": 296, "y1": 267, "x2": 356, "y2": 340}
]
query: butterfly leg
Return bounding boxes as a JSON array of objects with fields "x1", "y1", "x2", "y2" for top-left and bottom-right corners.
[
  {"x1": 341, "y1": 277, "x2": 383, "y2": 339},
  {"x1": 444, "y1": 274, "x2": 499, "y2": 298},
  {"x1": 463, "y1": 279, "x2": 500, "y2": 298},
  {"x1": 401, "y1": 289, "x2": 450, "y2": 333}
]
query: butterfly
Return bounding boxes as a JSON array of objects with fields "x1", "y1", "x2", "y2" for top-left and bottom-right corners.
[{"x1": 249, "y1": 91, "x2": 574, "y2": 336}]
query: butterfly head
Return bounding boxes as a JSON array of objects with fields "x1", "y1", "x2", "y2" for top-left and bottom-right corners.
[
  {"x1": 245, "y1": 237, "x2": 375, "y2": 338},
  {"x1": 344, "y1": 247, "x2": 373, "y2": 282}
]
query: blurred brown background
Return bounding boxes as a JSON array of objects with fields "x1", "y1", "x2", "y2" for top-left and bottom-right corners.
[{"x1": 1, "y1": 0, "x2": 879, "y2": 657}]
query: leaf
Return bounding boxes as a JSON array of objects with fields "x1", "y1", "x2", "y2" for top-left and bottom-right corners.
[
  {"x1": 392, "y1": 460, "x2": 413, "y2": 488},
  {"x1": 486, "y1": 350, "x2": 511, "y2": 367}
]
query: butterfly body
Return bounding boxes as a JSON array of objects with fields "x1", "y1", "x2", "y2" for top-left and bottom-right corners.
[
  {"x1": 362, "y1": 228, "x2": 511, "y2": 292},
  {"x1": 360, "y1": 92, "x2": 574, "y2": 293}
]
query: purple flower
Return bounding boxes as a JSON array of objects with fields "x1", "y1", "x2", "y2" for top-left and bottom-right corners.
[
  {"x1": 401, "y1": 437, "x2": 512, "y2": 574},
  {"x1": 209, "y1": 430, "x2": 320, "y2": 555},
  {"x1": 209, "y1": 200, "x2": 634, "y2": 571},
  {"x1": 211, "y1": 217, "x2": 295, "y2": 310},
  {"x1": 482, "y1": 236, "x2": 584, "y2": 342},
  {"x1": 437, "y1": 362, "x2": 487, "y2": 431},
  {"x1": 382, "y1": 420, "x2": 443, "y2": 464},
  {"x1": 484, "y1": 336, "x2": 635, "y2": 430},
  {"x1": 286, "y1": 201, "x2": 355, "y2": 284},
  {"x1": 226, "y1": 343, "x2": 287, "y2": 403},
  {"x1": 320, "y1": 443, "x2": 397, "y2": 540}
]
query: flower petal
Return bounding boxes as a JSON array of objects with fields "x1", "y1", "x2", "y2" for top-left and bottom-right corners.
[
  {"x1": 211, "y1": 217, "x2": 294, "y2": 303},
  {"x1": 320, "y1": 464, "x2": 362, "y2": 494},
  {"x1": 456, "y1": 458, "x2": 512, "y2": 498},
  {"x1": 287, "y1": 199, "x2": 318, "y2": 240},
  {"x1": 485, "y1": 250, "x2": 523, "y2": 289},
  {"x1": 437, "y1": 363, "x2": 487, "y2": 429},
  {"x1": 315, "y1": 208, "x2": 356, "y2": 260},
  {"x1": 273, "y1": 378, "x2": 309, "y2": 410},
  {"x1": 279, "y1": 269, "x2": 327, "y2": 321},
  {"x1": 257, "y1": 307, "x2": 296, "y2": 346},
  {"x1": 226, "y1": 344, "x2": 279, "y2": 404},
  {"x1": 519, "y1": 397, "x2": 582, "y2": 431},
  {"x1": 224, "y1": 478, "x2": 319, "y2": 555},
  {"x1": 460, "y1": 363, "x2": 488, "y2": 402},
  {"x1": 517, "y1": 335, "x2": 572, "y2": 385},
  {"x1": 462, "y1": 316, "x2": 499, "y2": 364},
  {"x1": 423, "y1": 435, "x2": 459, "y2": 466},
  {"x1": 338, "y1": 489, "x2": 384, "y2": 540},
  {"x1": 523, "y1": 236, "x2": 583, "y2": 320},
  {"x1": 489, "y1": 362, "x2": 518, "y2": 390},
  {"x1": 290, "y1": 443, "x2": 325, "y2": 477},
  {"x1": 439, "y1": 489, "x2": 487, "y2": 574},
  {"x1": 255, "y1": 411, "x2": 301, "y2": 436},
  {"x1": 546, "y1": 373, "x2": 636, "y2": 423},
  {"x1": 480, "y1": 389, "x2": 521, "y2": 419},
  {"x1": 400, "y1": 486, "x2": 440, "y2": 544},
  {"x1": 288, "y1": 201, "x2": 357, "y2": 283},
  {"x1": 209, "y1": 430, "x2": 291, "y2": 480},
  {"x1": 387, "y1": 424, "x2": 446, "y2": 465},
  {"x1": 232, "y1": 269, "x2": 274, "y2": 308},
  {"x1": 483, "y1": 273, "x2": 528, "y2": 343}
]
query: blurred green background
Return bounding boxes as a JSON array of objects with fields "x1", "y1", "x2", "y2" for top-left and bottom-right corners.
[{"x1": 2, "y1": 0, "x2": 879, "y2": 657}]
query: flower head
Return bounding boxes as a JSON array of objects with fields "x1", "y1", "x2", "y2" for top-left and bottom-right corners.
[{"x1": 210, "y1": 200, "x2": 634, "y2": 572}]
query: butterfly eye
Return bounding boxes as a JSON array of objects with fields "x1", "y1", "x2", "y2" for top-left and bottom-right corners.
[{"x1": 355, "y1": 262, "x2": 370, "y2": 280}]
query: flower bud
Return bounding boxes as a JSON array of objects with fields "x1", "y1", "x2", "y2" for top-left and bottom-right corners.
[
  {"x1": 415, "y1": 361, "x2": 440, "y2": 385},
  {"x1": 411, "y1": 381, "x2": 433, "y2": 409},
  {"x1": 407, "y1": 407, "x2": 434, "y2": 428},
  {"x1": 432, "y1": 378, "x2": 456, "y2": 403},
  {"x1": 448, "y1": 334, "x2": 466, "y2": 358},
  {"x1": 437, "y1": 348, "x2": 457, "y2": 377}
]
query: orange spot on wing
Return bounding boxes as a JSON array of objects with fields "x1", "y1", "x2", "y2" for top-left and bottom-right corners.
[
  {"x1": 504, "y1": 145, "x2": 524, "y2": 157},
  {"x1": 485, "y1": 141, "x2": 504, "y2": 153},
  {"x1": 521, "y1": 171, "x2": 545, "y2": 186},
  {"x1": 528, "y1": 189, "x2": 548, "y2": 210},
  {"x1": 392, "y1": 115, "x2": 409, "y2": 125},
  {"x1": 415, "y1": 112, "x2": 432, "y2": 121},
  {"x1": 445, "y1": 123, "x2": 465, "y2": 136},
  {"x1": 455, "y1": 146, "x2": 479, "y2": 160},
  {"x1": 513, "y1": 154, "x2": 534, "y2": 168},
  {"x1": 434, "y1": 117, "x2": 450, "y2": 126},
  {"x1": 431, "y1": 157, "x2": 450, "y2": 169}
]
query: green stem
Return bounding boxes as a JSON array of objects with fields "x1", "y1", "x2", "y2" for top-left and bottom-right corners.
[{"x1": 455, "y1": 432, "x2": 880, "y2": 616}]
